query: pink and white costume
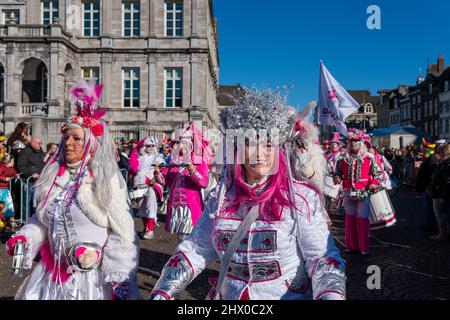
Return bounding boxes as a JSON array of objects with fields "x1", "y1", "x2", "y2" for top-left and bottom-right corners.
[
  {"x1": 151, "y1": 180, "x2": 346, "y2": 300},
  {"x1": 129, "y1": 137, "x2": 165, "y2": 237},
  {"x1": 335, "y1": 129, "x2": 382, "y2": 254},
  {"x1": 6, "y1": 80, "x2": 139, "y2": 300},
  {"x1": 150, "y1": 88, "x2": 345, "y2": 300},
  {"x1": 163, "y1": 122, "x2": 213, "y2": 240}
]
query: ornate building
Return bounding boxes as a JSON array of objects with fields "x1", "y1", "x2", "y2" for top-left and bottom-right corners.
[
  {"x1": 344, "y1": 90, "x2": 379, "y2": 132},
  {"x1": 0, "y1": 0, "x2": 220, "y2": 144}
]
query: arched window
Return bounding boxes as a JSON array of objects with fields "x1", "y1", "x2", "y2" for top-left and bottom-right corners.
[{"x1": 365, "y1": 103, "x2": 373, "y2": 114}]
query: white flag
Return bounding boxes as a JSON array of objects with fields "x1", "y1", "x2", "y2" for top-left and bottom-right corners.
[{"x1": 318, "y1": 61, "x2": 360, "y2": 135}]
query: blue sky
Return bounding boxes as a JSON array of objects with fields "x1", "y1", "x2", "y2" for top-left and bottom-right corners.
[{"x1": 213, "y1": 0, "x2": 450, "y2": 111}]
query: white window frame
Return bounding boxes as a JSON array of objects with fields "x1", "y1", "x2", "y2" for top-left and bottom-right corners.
[
  {"x1": 82, "y1": 0, "x2": 100, "y2": 37},
  {"x1": 164, "y1": 67, "x2": 183, "y2": 108},
  {"x1": 2, "y1": 9, "x2": 20, "y2": 24},
  {"x1": 122, "y1": 68, "x2": 140, "y2": 108},
  {"x1": 122, "y1": 1, "x2": 140, "y2": 37},
  {"x1": 365, "y1": 103, "x2": 373, "y2": 114},
  {"x1": 81, "y1": 67, "x2": 100, "y2": 83},
  {"x1": 165, "y1": 1, "x2": 183, "y2": 37},
  {"x1": 41, "y1": 0, "x2": 59, "y2": 25}
]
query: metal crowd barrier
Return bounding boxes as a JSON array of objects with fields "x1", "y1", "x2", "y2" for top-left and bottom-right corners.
[{"x1": 8, "y1": 177, "x2": 34, "y2": 225}]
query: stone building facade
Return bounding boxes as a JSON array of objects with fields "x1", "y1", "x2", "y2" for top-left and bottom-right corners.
[
  {"x1": 344, "y1": 89, "x2": 379, "y2": 132},
  {"x1": 0, "y1": 0, "x2": 220, "y2": 144}
]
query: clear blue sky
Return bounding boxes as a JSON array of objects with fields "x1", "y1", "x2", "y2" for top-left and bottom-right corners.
[{"x1": 213, "y1": 0, "x2": 450, "y2": 111}]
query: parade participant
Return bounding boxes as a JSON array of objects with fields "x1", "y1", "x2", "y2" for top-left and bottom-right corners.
[
  {"x1": 150, "y1": 88, "x2": 345, "y2": 300},
  {"x1": 5, "y1": 79, "x2": 140, "y2": 300},
  {"x1": 363, "y1": 135, "x2": 394, "y2": 190},
  {"x1": 162, "y1": 122, "x2": 213, "y2": 241},
  {"x1": 333, "y1": 129, "x2": 382, "y2": 255},
  {"x1": 323, "y1": 132, "x2": 343, "y2": 213},
  {"x1": 129, "y1": 136, "x2": 165, "y2": 240}
]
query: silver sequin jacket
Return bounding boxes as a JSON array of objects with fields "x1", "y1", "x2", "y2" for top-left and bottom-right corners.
[{"x1": 151, "y1": 180, "x2": 346, "y2": 300}]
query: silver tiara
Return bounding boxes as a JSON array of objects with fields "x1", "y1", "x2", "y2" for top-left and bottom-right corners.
[{"x1": 220, "y1": 87, "x2": 297, "y2": 145}]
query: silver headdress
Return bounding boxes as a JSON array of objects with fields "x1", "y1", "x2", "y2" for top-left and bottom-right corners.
[{"x1": 220, "y1": 87, "x2": 297, "y2": 146}]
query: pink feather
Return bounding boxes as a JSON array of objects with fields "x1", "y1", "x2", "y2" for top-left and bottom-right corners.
[{"x1": 129, "y1": 147, "x2": 140, "y2": 175}]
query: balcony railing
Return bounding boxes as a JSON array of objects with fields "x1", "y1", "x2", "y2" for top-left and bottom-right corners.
[
  {"x1": 19, "y1": 25, "x2": 51, "y2": 37},
  {"x1": 0, "y1": 24, "x2": 69, "y2": 40},
  {"x1": 22, "y1": 103, "x2": 48, "y2": 116}
]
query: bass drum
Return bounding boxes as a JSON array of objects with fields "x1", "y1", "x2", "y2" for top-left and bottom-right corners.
[
  {"x1": 369, "y1": 189, "x2": 396, "y2": 230},
  {"x1": 323, "y1": 175, "x2": 340, "y2": 199}
]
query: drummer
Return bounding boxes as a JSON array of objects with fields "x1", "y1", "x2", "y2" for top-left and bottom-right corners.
[
  {"x1": 324, "y1": 132, "x2": 343, "y2": 213},
  {"x1": 333, "y1": 129, "x2": 382, "y2": 256}
]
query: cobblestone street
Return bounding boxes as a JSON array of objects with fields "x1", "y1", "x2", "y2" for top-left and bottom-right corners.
[{"x1": 1, "y1": 187, "x2": 449, "y2": 300}]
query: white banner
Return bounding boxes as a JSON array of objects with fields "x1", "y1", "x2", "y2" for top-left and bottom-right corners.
[{"x1": 318, "y1": 61, "x2": 360, "y2": 135}]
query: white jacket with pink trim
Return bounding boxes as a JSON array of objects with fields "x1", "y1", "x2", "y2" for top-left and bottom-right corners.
[{"x1": 151, "y1": 181, "x2": 346, "y2": 300}]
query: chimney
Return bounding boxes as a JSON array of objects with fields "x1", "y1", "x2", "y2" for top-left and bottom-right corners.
[{"x1": 438, "y1": 53, "x2": 445, "y2": 73}]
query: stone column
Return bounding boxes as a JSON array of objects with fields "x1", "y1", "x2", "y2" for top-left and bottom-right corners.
[
  {"x1": 47, "y1": 43, "x2": 61, "y2": 118},
  {"x1": 48, "y1": 43, "x2": 59, "y2": 103},
  {"x1": 102, "y1": 0, "x2": 112, "y2": 36},
  {"x1": 147, "y1": 57, "x2": 157, "y2": 108},
  {"x1": 149, "y1": 0, "x2": 156, "y2": 36},
  {"x1": 148, "y1": 0, "x2": 157, "y2": 48},
  {"x1": 191, "y1": 0, "x2": 198, "y2": 36},
  {"x1": 101, "y1": 53, "x2": 112, "y2": 107},
  {"x1": 190, "y1": 58, "x2": 199, "y2": 106},
  {"x1": 190, "y1": 0, "x2": 199, "y2": 48},
  {"x1": 26, "y1": 0, "x2": 34, "y2": 24},
  {"x1": 60, "y1": 0, "x2": 66, "y2": 29},
  {"x1": 4, "y1": 45, "x2": 16, "y2": 105}
]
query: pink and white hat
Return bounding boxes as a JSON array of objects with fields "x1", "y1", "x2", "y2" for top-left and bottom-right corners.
[{"x1": 326, "y1": 132, "x2": 342, "y2": 145}]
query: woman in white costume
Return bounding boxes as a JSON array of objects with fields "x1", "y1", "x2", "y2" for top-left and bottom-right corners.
[
  {"x1": 6, "y1": 80, "x2": 140, "y2": 300},
  {"x1": 150, "y1": 88, "x2": 346, "y2": 300},
  {"x1": 129, "y1": 136, "x2": 165, "y2": 240}
]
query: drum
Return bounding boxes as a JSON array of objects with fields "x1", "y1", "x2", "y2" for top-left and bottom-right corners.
[
  {"x1": 369, "y1": 189, "x2": 396, "y2": 230},
  {"x1": 129, "y1": 187, "x2": 149, "y2": 200},
  {"x1": 323, "y1": 175, "x2": 340, "y2": 199}
]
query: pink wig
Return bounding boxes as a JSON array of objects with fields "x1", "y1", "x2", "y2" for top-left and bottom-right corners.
[{"x1": 222, "y1": 149, "x2": 294, "y2": 221}]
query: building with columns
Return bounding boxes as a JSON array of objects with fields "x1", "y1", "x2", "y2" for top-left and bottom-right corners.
[{"x1": 0, "y1": 0, "x2": 220, "y2": 144}]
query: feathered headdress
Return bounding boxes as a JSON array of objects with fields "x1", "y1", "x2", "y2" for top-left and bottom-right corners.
[
  {"x1": 220, "y1": 87, "x2": 297, "y2": 146},
  {"x1": 347, "y1": 128, "x2": 365, "y2": 141},
  {"x1": 61, "y1": 79, "x2": 107, "y2": 137}
]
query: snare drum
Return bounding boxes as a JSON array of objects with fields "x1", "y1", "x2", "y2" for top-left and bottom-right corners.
[
  {"x1": 369, "y1": 189, "x2": 396, "y2": 230},
  {"x1": 323, "y1": 175, "x2": 340, "y2": 199}
]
